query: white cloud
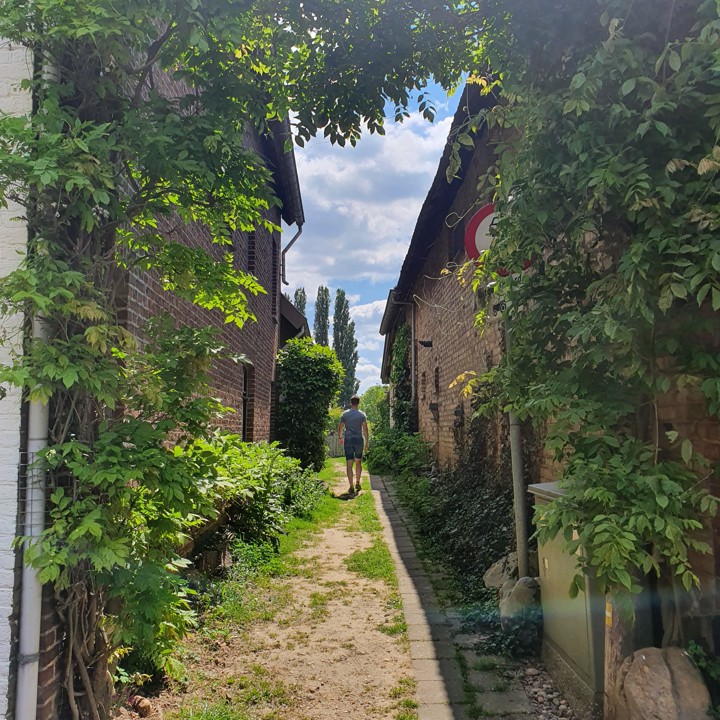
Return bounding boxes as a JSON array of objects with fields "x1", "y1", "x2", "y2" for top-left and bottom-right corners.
[
  {"x1": 284, "y1": 96, "x2": 458, "y2": 398},
  {"x1": 350, "y1": 299, "x2": 386, "y2": 320}
]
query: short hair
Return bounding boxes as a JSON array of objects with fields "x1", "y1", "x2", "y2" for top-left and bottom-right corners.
[{"x1": 350, "y1": 394, "x2": 360, "y2": 405}]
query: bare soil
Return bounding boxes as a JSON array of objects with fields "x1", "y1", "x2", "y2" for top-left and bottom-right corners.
[{"x1": 143, "y1": 469, "x2": 415, "y2": 720}]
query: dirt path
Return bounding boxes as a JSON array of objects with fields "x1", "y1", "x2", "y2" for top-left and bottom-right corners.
[{"x1": 154, "y1": 465, "x2": 417, "y2": 720}]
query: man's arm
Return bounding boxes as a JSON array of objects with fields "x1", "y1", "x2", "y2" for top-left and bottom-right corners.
[
  {"x1": 362, "y1": 419, "x2": 369, "y2": 447},
  {"x1": 337, "y1": 420, "x2": 345, "y2": 444}
]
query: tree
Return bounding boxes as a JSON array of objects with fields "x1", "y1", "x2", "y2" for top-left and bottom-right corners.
[
  {"x1": 332, "y1": 288, "x2": 360, "y2": 406},
  {"x1": 277, "y1": 338, "x2": 344, "y2": 471},
  {"x1": 313, "y1": 285, "x2": 331, "y2": 346},
  {"x1": 0, "y1": 0, "x2": 479, "y2": 714},
  {"x1": 293, "y1": 287, "x2": 307, "y2": 316},
  {"x1": 361, "y1": 385, "x2": 389, "y2": 429}
]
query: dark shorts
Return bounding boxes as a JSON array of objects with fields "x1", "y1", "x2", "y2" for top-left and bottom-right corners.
[{"x1": 344, "y1": 437, "x2": 364, "y2": 460}]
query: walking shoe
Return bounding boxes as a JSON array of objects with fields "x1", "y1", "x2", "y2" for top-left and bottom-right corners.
[
  {"x1": 355, "y1": 482, "x2": 361, "y2": 492},
  {"x1": 348, "y1": 485, "x2": 355, "y2": 495}
]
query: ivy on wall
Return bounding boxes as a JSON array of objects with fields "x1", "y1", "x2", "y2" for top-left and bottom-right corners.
[
  {"x1": 390, "y1": 323, "x2": 415, "y2": 433},
  {"x1": 462, "y1": 0, "x2": 720, "y2": 635}
]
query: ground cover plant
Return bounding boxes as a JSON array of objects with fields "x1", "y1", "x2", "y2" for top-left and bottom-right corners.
[{"x1": 157, "y1": 457, "x2": 413, "y2": 720}]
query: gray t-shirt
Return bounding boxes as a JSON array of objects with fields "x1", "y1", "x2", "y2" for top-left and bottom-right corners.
[{"x1": 340, "y1": 408, "x2": 366, "y2": 439}]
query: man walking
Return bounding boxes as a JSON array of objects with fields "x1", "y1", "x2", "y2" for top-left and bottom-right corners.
[{"x1": 338, "y1": 394, "x2": 369, "y2": 495}]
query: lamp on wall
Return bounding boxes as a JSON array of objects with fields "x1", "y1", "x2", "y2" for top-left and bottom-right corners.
[{"x1": 418, "y1": 339, "x2": 433, "y2": 348}]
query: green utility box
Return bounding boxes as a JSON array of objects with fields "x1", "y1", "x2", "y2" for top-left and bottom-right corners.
[{"x1": 529, "y1": 482, "x2": 605, "y2": 720}]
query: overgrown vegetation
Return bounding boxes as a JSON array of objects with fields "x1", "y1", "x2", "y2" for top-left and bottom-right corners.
[
  {"x1": 0, "y1": 2, "x2": 479, "y2": 713},
  {"x1": 389, "y1": 322, "x2": 415, "y2": 433},
  {"x1": 460, "y1": 0, "x2": 720, "y2": 639},
  {"x1": 276, "y1": 337, "x2": 344, "y2": 471}
]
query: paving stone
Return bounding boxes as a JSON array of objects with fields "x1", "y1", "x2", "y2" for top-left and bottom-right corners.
[
  {"x1": 477, "y1": 688, "x2": 533, "y2": 715},
  {"x1": 417, "y1": 704, "x2": 460, "y2": 720},
  {"x1": 416, "y1": 677, "x2": 466, "y2": 705},
  {"x1": 465, "y1": 668, "x2": 500, "y2": 691},
  {"x1": 407, "y1": 622, "x2": 452, "y2": 643},
  {"x1": 409, "y1": 640, "x2": 441, "y2": 659},
  {"x1": 411, "y1": 656, "x2": 459, "y2": 682}
]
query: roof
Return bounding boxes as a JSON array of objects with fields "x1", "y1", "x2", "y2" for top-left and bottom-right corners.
[
  {"x1": 379, "y1": 84, "x2": 496, "y2": 342},
  {"x1": 264, "y1": 117, "x2": 305, "y2": 227},
  {"x1": 279, "y1": 294, "x2": 310, "y2": 346}
]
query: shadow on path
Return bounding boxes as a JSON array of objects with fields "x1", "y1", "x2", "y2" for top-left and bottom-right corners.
[{"x1": 370, "y1": 473, "x2": 535, "y2": 720}]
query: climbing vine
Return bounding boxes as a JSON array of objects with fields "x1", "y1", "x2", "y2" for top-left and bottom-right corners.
[
  {"x1": 0, "y1": 1, "x2": 479, "y2": 716},
  {"x1": 464, "y1": 0, "x2": 720, "y2": 632},
  {"x1": 390, "y1": 323, "x2": 414, "y2": 433}
]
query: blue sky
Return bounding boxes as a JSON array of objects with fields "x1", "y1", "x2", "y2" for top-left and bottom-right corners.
[{"x1": 284, "y1": 87, "x2": 460, "y2": 394}]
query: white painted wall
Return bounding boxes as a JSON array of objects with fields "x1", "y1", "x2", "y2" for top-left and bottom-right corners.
[{"x1": 0, "y1": 40, "x2": 33, "y2": 719}]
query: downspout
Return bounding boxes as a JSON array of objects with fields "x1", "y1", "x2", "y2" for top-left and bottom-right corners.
[
  {"x1": 504, "y1": 323, "x2": 529, "y2": 577},
  {"x1": 281, "y1": 223, "x2": 302, "y2": 286},
  {"x1": 16, "y1": 317, "x2": 49, "y2": 720}
]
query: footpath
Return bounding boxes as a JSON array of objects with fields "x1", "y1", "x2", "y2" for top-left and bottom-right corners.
[{"x1": 371, "y1": 472, "x2": 536, "y2": 720}]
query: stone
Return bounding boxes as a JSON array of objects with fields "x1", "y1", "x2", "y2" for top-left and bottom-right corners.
[
  {"x1": 615, "y1": 646, "x2": 710, "y2": 720},
  {"x1": 499, "y1": 577, "x2": 541, "y2": 628},
  {"x1": 483, "y1": 552, "x2": 518, "y2": 589},
  {"x1": 525, "y1": 667, "x2": 540, "y2": 676},
  {"x1": 500, "y1": 578, "x2": 516, "y2": 601}
]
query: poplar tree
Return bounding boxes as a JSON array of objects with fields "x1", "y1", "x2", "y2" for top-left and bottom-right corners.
[
  {"x1": 333, "y1": 288, "x2": 360, "y2": 407},
  {"x1": 293, "y1": 287, "x2": 307, "y2": 315},
  {"x1": 313, "y1": 285, "x2": 330, "y2": 346}
]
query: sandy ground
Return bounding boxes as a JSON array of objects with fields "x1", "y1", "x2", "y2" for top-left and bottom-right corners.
[{"x1": 141, "y1": 469, "x2": 414, "y2": 720}]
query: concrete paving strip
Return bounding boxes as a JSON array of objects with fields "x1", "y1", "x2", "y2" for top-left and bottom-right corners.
[{"x1": 371, "y1": 473, "x2": 536, "y2": 720}]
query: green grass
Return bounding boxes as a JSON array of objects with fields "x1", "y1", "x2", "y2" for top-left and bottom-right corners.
[
  {"x1": 389, "y1": 676, "x2": 418, "y2": 719},
  {"x1": 345, "y1": 537, "x2": 397, "y2": 586},
  {"x1": 172, "y1": 667, "x2": 297, "y2": 720},
  {"x1": 473, "y1": 656, "x2": 500, "y2": 672},
  {"x1": 346, "y1": 484, "x2": 383, "y2": 532},
  {"x1": 175, "y1": 703, "x2": 250, "y2": 720}
]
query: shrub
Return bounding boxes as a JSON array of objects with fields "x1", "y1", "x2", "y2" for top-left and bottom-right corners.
[
  {"x1": 185, "y1": 434, "x2": 326, "y2": 545},
  {"x1": 366, "y1": 429, "x2": 430, "y2": 479},
  {"x1": 276, "y1": 338, "x2": 344, "y2": 471}
]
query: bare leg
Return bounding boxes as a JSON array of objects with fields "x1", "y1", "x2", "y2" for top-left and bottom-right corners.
[
  {"x1": 346, "y1": 459, "x2": 354, "y2": 491},
  {"x1": 354, "y1": 458, "x2": 362, "y2": 488}
]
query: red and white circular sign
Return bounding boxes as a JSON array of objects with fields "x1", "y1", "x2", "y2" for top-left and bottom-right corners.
[{"x1": 464, "y1": 203, "x2": 496, "y2": 260}]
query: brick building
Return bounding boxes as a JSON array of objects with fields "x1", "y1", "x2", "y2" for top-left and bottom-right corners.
[
  {"x1": 122, "y1": 117, "x2": 306, "y2": 442},
  {"x1": 0, "y1": 41, "x2": 307, "y2": 720},
  {"x1": 379, "y1": 85, "x2": 504, "y2": 467},
  {"x1": 381, "y1": 85, "x2": 720, "y2": 720}
]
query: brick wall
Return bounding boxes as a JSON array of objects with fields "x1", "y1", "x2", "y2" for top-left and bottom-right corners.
[
  {"x1": 409, "y1": 141, "x2": 506, "y2": 468},
  {"x1": 0, "y1": 40, "x2": 33, "y2": 720},
  {"x1": 124, "y1": 217, "x2": 282, "y2": 441},
  {"x1": 122, "y1": 70, "x2": 284, "y2": 441}
]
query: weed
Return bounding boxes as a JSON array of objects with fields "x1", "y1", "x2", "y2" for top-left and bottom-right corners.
[
  {"x1": 345, "y1": 538, "x2": 397, "y2": 586},
  {"x1": 309, "y1": 592, "x2": 330, "y2": 621},
  {"x1": 377, "y1": 615, "x2": 407, "y2": 637},
  {"x1": 174, "y1": 702, "x2": 250, "y2": 720},
  {"x1": 389, "y1": 676, "x2": 417, "y2": 699},
  {"x1": 473, "y1": 657, "x2": 500, "y2": 672},
  {"x1": 491, "y1": 679, "x2": 510, "y2": 692}
]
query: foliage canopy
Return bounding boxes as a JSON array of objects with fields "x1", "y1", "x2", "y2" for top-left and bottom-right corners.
[{"x1": 466, "y1": 0, "x2": 720, "y2": 627}]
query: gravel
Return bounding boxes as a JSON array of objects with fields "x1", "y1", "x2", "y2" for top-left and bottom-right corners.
[{"x1": 519, "y1": 663, "x2": 579, "y2": 720}]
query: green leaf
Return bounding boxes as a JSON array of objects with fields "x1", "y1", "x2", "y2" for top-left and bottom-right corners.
[
  {"x1": 681, "y1": 438, "x2": 693, "y2": 464},
  {"x1": 621, "y1": 78, "x2": 636, "y2": 96}
]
